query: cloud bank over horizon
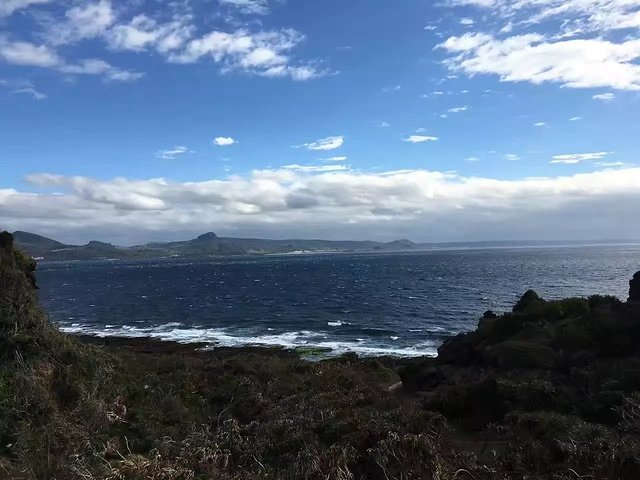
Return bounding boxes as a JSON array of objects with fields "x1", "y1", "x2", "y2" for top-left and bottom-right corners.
[{"x1": 2, "y1": 166, "x2": 640, "y2": 245}]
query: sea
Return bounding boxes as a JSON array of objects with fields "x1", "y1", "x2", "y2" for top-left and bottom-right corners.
[{"x1": 36, "y1": 244, "x2": 640, "y2": 358}]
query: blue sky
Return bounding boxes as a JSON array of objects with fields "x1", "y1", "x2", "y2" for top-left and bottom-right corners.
[{"x1": 1, "y1": 0, "x2": 640, "y2": 243}]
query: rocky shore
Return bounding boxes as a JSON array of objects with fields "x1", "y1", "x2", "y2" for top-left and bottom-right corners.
[{"x1": 1, "y1": 230, "x2": 640, "y2": 479}]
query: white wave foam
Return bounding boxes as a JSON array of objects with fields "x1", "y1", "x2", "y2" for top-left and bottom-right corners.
[{"x1": 58, "y1": 323, "x2": 436, "y2": 358}]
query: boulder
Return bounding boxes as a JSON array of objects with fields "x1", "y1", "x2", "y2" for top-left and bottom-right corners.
[
  {"x1": 436, "y1": 332, "x2": 481, "y2": 366},
  {"x1": 483, "y1": 340, "x2": 557, "y2": 370},
  {"x1": 513, "y1": 290, "x2": 545, "y2": 314}
]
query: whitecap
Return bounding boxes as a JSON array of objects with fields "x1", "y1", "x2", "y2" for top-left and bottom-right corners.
[{"x1": 58, "y1": 324, "x2": 436, "y2": 358}]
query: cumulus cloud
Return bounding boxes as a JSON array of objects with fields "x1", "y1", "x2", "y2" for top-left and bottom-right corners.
[
  {"x1": 213, "y1": 137, "x2": 237, "y2": 146},
  {"x1": 551, "y1": 152, "x2": 614, "y2": 164},
  {"x1": 300, "y1": 136, "x2": 344, "y2": 151},
  {"x1": 403, "y1": 135, "x2": 439, "y2": 143},
  {"x1": 0, "y1": 38, "x2": 61, "y2": 67},
  {"x1": 0, "y1": 1, "x2": 326, "y2": 83},
  {"x1": 106, "y1": 14, "x2": 194, "y2": 53},
  {"x1": 5, "y1": 167, "x2": 640, "y2": 243},
  {"x1": 165, "y1": 28, "x2": 325, "y2": 80},
  {"x1": 47, "y1": 0, "x2": 115, "y2": 45},
  {"x1": 438, "y1": 33, "x2": 640, "y2": 91}
]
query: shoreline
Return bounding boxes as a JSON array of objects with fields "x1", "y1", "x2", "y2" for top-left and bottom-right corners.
[{"x1": 72, "y1": 333, "x2": 424, "y2": 361}]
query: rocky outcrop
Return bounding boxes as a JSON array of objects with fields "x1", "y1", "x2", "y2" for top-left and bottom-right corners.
[
  {"x1": 630, "y1": 271, "x2": 640, "y2": 303},
  {"x1": 399, "y1": 273, "x2": 640, "y2": 432}
]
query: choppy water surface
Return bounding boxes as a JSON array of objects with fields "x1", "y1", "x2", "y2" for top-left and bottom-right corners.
[{"x1": 36, "y1": 245, "x2": 640, "y2": 357}]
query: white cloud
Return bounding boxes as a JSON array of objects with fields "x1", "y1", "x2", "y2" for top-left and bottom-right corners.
[
  {"x1": 0, "y1": 37, "x2": 142, "y2": 81},
  {"x1": 300, "y1": 136, "x2": 344, "y2": 151},
  {"x1": 448, "y1": 105, "x2": 469, "y2": 113},
  {"x1": 377, "y1": 122, "x2": 390, "y2": 128},
  {"x1": 593, "y1": 92, "x2": 616, "y2": 101},
  {"x1": 569, "y1": 116, "x2": 582, "y2": 121},
  {"x1": 0, "y1": 0, "x2": 49, "y2": 17},
  {"x1": 167, "y1": 28, "x2": 325, "y2": 81},
  {"x1": 2, "y1": 3, "x2": 325, "y2": 83},
  {"x1": 466, "y1": 156, "x2": 480, "y2": 162},
  {"x1": 551, "y1": 151, "x2": 614, "y2": 164},
  {"x1": 59, "y1": 58, "x2": 144, "y2": 82},
  {"x1": 466, "y1": 0, "x2": 640, "y2": 33},
  {"x1": 439, "y1": 33, "x2": 640, "y2": 91},
  {"x1": 281, "y1": 164, "x2": 349, "y2": 173},
  {"x1": 324, "y1": 156, "x2": 348, "y2": 162},
  {"x1": 106, "y1": 14, "x2": 194, "y2": 54},
  {"x1": 6, "y1": 167, "x2": 640, "y2": 242},
  {"x1": 0, "y1": 38, "x2": 61, "y2": 67},
  {"x1": 533, "y1": 122, "x2": 546, "y2": 127},
  {"x1": 219, "y1": 0, "x2": 270, "y2": 15},
  {"x1": 213, "y1": 137, "x2": 237, "y2": 146},
  {"x1": 157, "y1": 146, "x2": 192, "y2": 160},
  {"x1": 381, "y1": 85, "x2": 402, "y2": 93},
  {"x1": 47, "y1": 0, "x2": 115, "y2": 45},
  {"x1": 504, "y1": 153, "x2": 520, "y2": 161},
  {"x1": 403, "y1": 135, "x2": 439, "y2": 143},
  {"x1": 11, "y1": 87, "x2": 46, "y2": 100},
  {"x1": 460, "y1": 17, "x2": 475, "y2": 25},
  {"x1": 596, "y1": 161, "x2": 632, "y2": 168}
]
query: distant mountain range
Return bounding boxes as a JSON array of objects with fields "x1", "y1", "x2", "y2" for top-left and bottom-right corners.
[
  {"x1": 11, "y1": 231, "x2": 640, "y2": 262},
  {"x1": 12, "y1": 231, "x2": 423, "y2": 261}
]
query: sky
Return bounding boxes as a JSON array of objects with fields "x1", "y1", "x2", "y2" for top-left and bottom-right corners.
[{"x1": 1, "y1": 0, "x2": 640, "y2": 244}]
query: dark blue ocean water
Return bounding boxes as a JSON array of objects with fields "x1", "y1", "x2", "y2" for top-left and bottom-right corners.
[{"x1": 36, "y1": 245, "x2": 640, "y2": 357}]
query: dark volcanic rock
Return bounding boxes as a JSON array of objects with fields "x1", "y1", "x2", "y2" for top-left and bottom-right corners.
[
  {"x1": 513, "y1": 289, "x2": 545, "y2": 313},
  {"x1": 629, "y1": 271, "x2": 640, "y2": 302}
]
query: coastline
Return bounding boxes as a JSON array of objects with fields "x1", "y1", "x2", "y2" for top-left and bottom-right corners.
[{"x1": 3, "y1": 232, "x2": 640, "y2": 478}]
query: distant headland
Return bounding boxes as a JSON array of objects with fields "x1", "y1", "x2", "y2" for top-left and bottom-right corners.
[{"x1": 11, "y1": 230, "x2": 640, "y2": 261}]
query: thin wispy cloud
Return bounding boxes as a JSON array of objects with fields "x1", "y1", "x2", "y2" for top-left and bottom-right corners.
[
  {"x1": 11, "y1": 87, "x2": 46, "y2": 100},
  {"x1": 504, "y1": 154, "x2": 520, "y2": 161},
  {"x1": 219, "y1": 0, "x2": 270, "y2": 15},
  {"x1": 448, "y1": 105, "x2": 468, "y2": 113},
  {"x1": 403, "y1": 135, "x2": 439, "y2": 143},
  {"x1": 551, "y1": 152, "x2": 614, "y2": 164},
  {"x1": 300, "y1": 136, "x2": 344, "y2": 151},
  {"x1": 593, "y1": 93, "x2": 616, "y2": 101},
  {"x1": 281, "y1": 164, "x2": 349, "y2": 172},
  {"x1": 157, "y1": 146, "x2": 193, "y2": 159}
]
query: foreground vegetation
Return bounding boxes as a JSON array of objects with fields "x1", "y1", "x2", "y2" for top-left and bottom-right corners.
[{"x1": 1, "y1": 230, "x2": 640, "y2": 479}]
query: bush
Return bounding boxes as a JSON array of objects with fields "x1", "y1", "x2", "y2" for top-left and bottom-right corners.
[{"x1": 589, "y1": 294, "x2": 624, "y2": 310}]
